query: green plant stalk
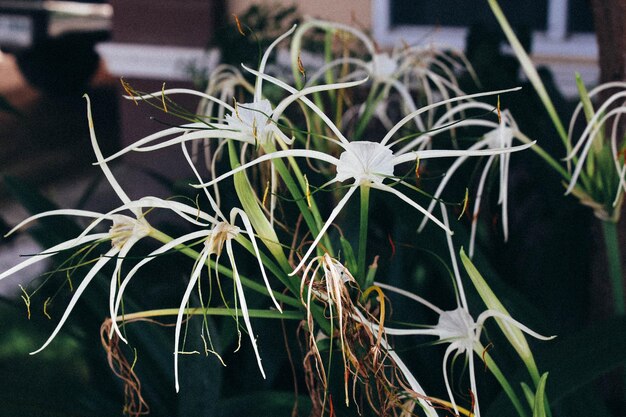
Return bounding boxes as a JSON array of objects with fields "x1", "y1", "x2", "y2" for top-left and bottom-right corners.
[
  {"x1": 271, "y1": 157, "x2": 320, "y2": 233},
  {"x1": 480, "y1": 346, "x2": 529, "y2": 417},
  {"x1": 575, "y1": 73, "x2": 604, "y2": 161},
  {"x1": 116, "y1": 307, "x2": 303, "y2": 323},
  {"x1": 602, "y1": 220, "x2": 625, "y2": 315},
  {"x1": 517, "y1": 132, "x2": 570, "y2": 182},
  {"x1": 487, "y1": 0, "x2": 569, "y2": 151},
  {"x1": 357, "y1": 185, "x2": 370, "y2": 286},
  {"x1": 264, "y1": 143, "x2": 335, "y2": 257},
  {"x1": 324, "y1": 29, "x2": 337, "y2": 104},
  {"x1": 353, "y1": 83, "x2": 386, "y2": 141},
  {"x1": 227, "y1": 141, "x2": 290, "y2": 271},
  {"x1": 532, "y1": 373, "x2": 550, "y2": 417},
  {"x1": 148, "y1": 228, "x2": 301, "y2": 309},
  {"x1": 235, "y1": 234, "x2": 299, "y2": 297},
  {"x1": 460, "y1": 249, "x2": 542, "y2": 383}
]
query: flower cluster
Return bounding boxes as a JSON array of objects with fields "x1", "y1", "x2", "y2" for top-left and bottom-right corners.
[{"x1": 1, "y1": 18, "x2": 554, "y2": 417}]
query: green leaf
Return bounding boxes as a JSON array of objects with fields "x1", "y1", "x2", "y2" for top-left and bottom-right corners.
[
  {"x1": 486, "y1": 317, "x2": 626, "y2": 416},
  {"x1": 227, "y1": 142, "x2": 289, "y2": 273},
  {"x1": 460, "y1": 248, "x2": 540, "y2": 380},
  {"x1": 520, "y1": 382, "x2": 534, "y2": 410},
  {"x1": 532, "y1": 373, "x2": 548, "y2": 417},
  {"x1": 339, "y1": 236, "x2": 357, "y2": 274}
]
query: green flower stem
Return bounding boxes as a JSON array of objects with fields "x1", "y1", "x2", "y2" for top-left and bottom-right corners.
[
  {"x1": 354, "y1": 83, "x2": 385, "y2": 141},
  {"x1": 264, "y1": 142, "x2": 335, "y2": 257},
  {"x1": 269, "y1": 160, "x2": 315, "y2": 235},
  {"x1": 602, "y1": 220, "x2": 625, "y2": 315},
  {"x1": 357, "y1": 185, "x2": 370, "y2": 286},
  {"x1": 116, "y1": 307, "x2": 303, "y2": 323},
  {"x1": 487, "y1": 0, "x2": 569, "y2": 151},
  {"x1": 148, "y1": 228, "x2": 301, "y2": 309},
  {"x1": 480, "y1": 346, "x2": 530, "y2": 417},
  {"x1": 324, "y1": 30, "x2": 337, "y2": 102},
  {"x1": 516, "y1": 132, "x2": 570, "y2": 183}
]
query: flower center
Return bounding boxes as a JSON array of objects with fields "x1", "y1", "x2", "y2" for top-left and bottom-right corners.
[
  {"x1": 436, "y1": 307, "x2": 476, "y2": 350},
  {"x1": 226, "y1": 99, "x2": 273, "y2": 144},
  {"x1": 335, "y1": 141, "x2": 395, "y2": 185},
  {"x1": 485, "y1": 125, "x2": 514, "y2": 149},
  {"x1": 369, "y1": 53, "x2": 398, "y2": 80},
  {"x1": 205, "y1": 221, "x2": 240, "y2": 256},
  {"x1": 109, "y1": 215, "x2": 151, "y2": 249}
]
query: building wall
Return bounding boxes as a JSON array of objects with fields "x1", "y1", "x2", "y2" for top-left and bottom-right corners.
[{"x1": 229, "y1": 0, "x2": 372, "y2": 27}]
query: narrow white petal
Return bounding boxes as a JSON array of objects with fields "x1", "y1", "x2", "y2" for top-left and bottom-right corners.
[
  {"x1": 6, "y1": 209, "x2": 111, "y2": 237},
  {"x1": 174, "y1": 247, "x2": 211, "y2": 392},
  {"x1": 108, "y1": 238, "x2": 140, "y2": 341},
  {"x1": 255, "y1": 24, "x2": 297, "y2": 101},
  {"x1": 0, "y1": 233, "x2": 107, "y2": 281},
  {"x1": 369, "y1": 183, "x2": 452, "y2": 234},
  {"x1": 192, "y1": 149, "x2": 339, "y2": 188},
  {"x1": 99, "y1": 123, "x2": 211, "y2": 162},
  {"x1": 469, "y1": 156, "x2": 496, "y2": 258},
  {"x1": 442, "y1": 345, "x2": 461, "y2": 417},
  {"x1": 271, "y1": 76, "x2": 369, "y2": 122},
  {"x1": 31, "y1": 247, "x2": 118, "y2": 355},
  {"x1": 125, "y1": 88, "x2": 235, "y2": 112},
  {"x1": 289, "y1": 186, "x2": 358, "y2": 276},
  {"x1": 374, "y1": 282, "x2": 444, "y2": 314},
  {"x1": 84, "y1": 95, "x2": 131, "y2": 207},
  {"x1": 231, "y1": 208, "x2": 281, "y2": 312},
  {"x1": 440, "y1": 204, "x2": 468, "y2": 310},
  {"x1": 381, "y1": 87, "x2": 521, "y2": 146},
  {"x1": 227, "y1": 242, "x2": 266, "y2": 378},
  {"x1": 393, "y1": 140, "x2": 535, "y2": 166},
  {"x1": 475, "y1": 310, "x2": 556, "y2": 342}
]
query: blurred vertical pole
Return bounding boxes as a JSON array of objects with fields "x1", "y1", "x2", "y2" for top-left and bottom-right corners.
[
  {"x1": 589, "y1": 0, "x2": 626, "y2": 285},
  {"x1": 590, "y1": 0, "x2": 626, "y2": 85},
  {"x1": 590, "y1": 1, "x2": 626, "y2": 413}
]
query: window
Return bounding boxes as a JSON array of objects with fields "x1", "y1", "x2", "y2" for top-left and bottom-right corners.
[
  {"x1": 372, "y1": 0, "x2": 598, "y2": 95},
  {"x1": 373, "y1": 0, "x2": 595, "y2": 56}
]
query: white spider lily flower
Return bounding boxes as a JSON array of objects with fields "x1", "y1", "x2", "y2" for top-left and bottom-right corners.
[
  {"x1": 406, "y1": 105, "x2": 524, "y2": 257},
  {"x1": 291, "y1": 19, "x2": 472, "y2": 131},
  {"x1": 170, "y1": 208, "x2": 276, "y2": 392},
  {"x1": 192, "y1": 83, "x2": 534, "y2": 275},
  {"x1": 99, "y1": 26, "x2": 371, "y2": 166},
  {"x1": 368, "y1": 53, "x2": 399, "y2": 81},
  {"x1": 360, "y1": 206, "x2": 554, "y2": 417},
  {"x1": 0, "y1": 95, "x2": 216, "y2": 355},
  {"x1": 374, "y1": 290, "x2": 553, "y2": 417},
  {"x1": 225, "y1": 99, "x2": 276, "y2": 146},
  {"x1": 104, "y1": 27, "x2": 299, "y2": 160},
  {"x1": 563, "y1": 82, "x2": 626, "y2": 220},
  {"x1": 109, "y1": 148, "x2": 281, "y2": 392},
  {"x1": 105, "y1": 202, "x2": 278, "y2": 392},
  {"x1": 0, "y1": 196, "x2": 214, "y2": 354}
]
